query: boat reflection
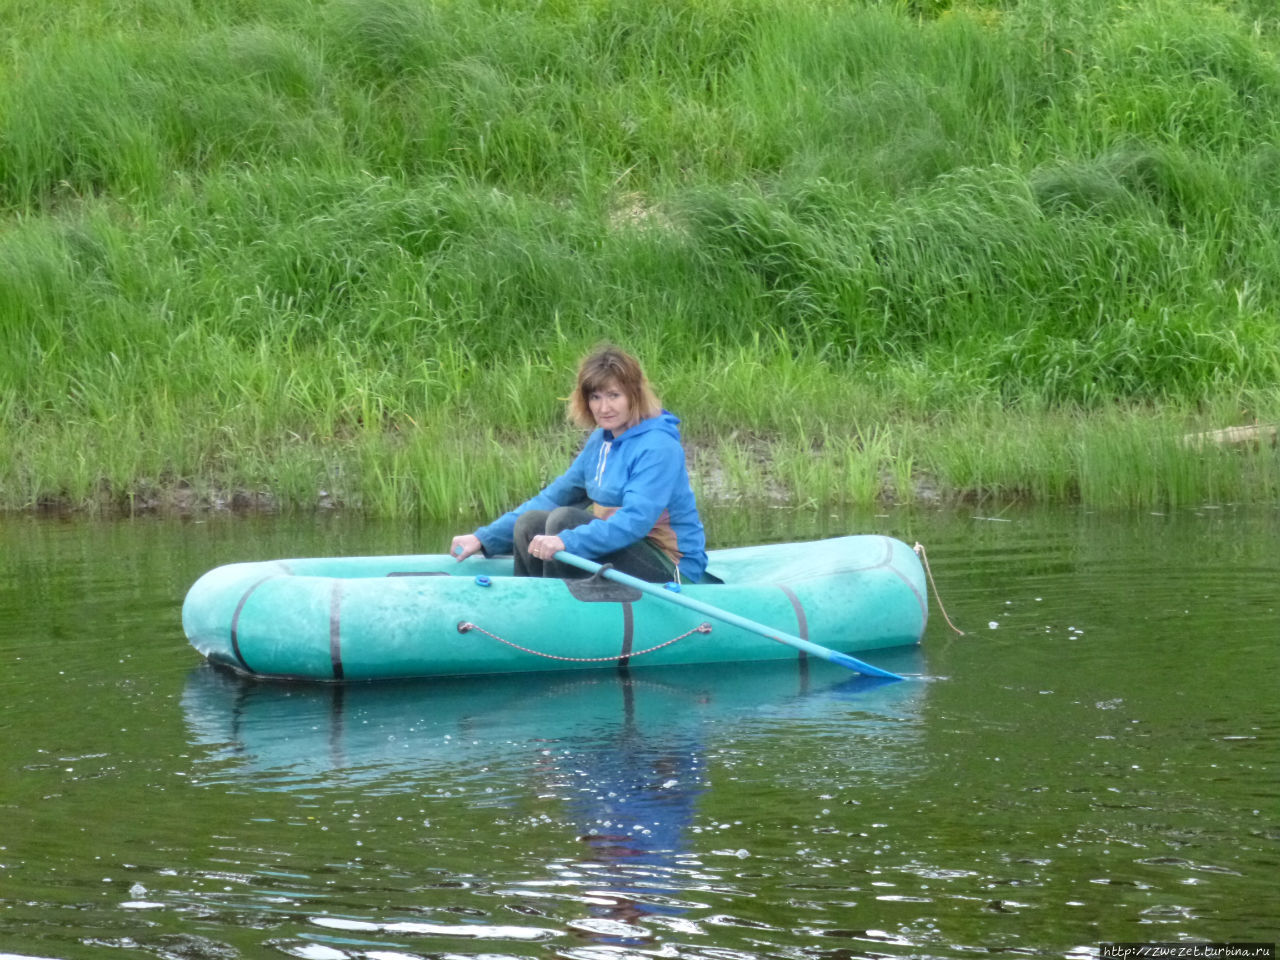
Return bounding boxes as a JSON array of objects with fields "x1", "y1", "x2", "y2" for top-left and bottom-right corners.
[
  {"x1": 182, "y1": 652, "x2": 926, "y2": 944},
  {"x1": 183, "y1": 652, "x2": 924, "y2": 792}
]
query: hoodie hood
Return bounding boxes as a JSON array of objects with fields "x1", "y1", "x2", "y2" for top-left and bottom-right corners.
[
  {"x1": 605, "y1": 410, "x2": 682, "y2": 444},
  {"x1": 593, "y1": 412, "x2": 682, "y2": 484}
]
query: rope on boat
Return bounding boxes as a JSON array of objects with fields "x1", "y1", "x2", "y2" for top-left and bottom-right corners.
[
  {"x1": 913, "y1": 542, "x2": 965, "y2": 635},
  {"x1": 456, "y1": 620, "x2": 713, "y2": 662}
]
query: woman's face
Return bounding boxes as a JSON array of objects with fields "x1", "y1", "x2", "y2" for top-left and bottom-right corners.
[{"x1": 588, "y1": 379, "x2": 633, "y2": 435}]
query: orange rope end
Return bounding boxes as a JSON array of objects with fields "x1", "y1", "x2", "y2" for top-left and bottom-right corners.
[{"x1": 914, "y1": 542, "x2": 965, "y2": 636}]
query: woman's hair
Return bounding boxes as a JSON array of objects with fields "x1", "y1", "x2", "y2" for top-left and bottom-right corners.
[{"x1": 567, "y1": 345, "x2": 662, "y2": 429}]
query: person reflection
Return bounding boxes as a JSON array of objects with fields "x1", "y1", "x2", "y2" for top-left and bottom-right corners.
[{"x1": 546, "y1": 684, "x2": 708, "y2": 945}]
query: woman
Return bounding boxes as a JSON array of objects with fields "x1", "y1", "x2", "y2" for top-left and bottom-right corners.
[{"x1": 450, "y1": 346, "x2": 707, "y2": 583}]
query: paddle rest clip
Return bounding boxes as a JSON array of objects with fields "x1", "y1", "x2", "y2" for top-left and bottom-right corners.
[{"x1": 565, "y1": 563, "x2": 642, "y2": 604}]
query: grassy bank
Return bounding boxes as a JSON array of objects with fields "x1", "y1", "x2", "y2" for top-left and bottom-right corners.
[{"x1": 2, "y1": 0, "x2": 1279, "y2": 517}]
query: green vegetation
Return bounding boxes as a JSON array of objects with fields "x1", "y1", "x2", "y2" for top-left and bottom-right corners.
[{"x1": 2, "y1": 0, "x2": 1278, "y2": 517}]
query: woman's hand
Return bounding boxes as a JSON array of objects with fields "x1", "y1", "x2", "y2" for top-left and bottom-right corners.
[
  {"x1": 529, "y1": 534, "x2": 565, "y2": 561},
  {"x1": 450, "y1": 533, "x2": 483, "y2": 562}
]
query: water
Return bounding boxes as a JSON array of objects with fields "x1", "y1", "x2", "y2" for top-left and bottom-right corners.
[{"x1": 1, "y1": 506, "x2": 1277, "y2": 959}]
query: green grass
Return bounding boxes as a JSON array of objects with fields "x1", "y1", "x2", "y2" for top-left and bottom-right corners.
[{"x1": 2, "y1": 0, "x2": 1280, "y2": 516}]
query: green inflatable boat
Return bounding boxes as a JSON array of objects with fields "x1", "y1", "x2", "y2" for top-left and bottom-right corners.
[{"x1": 181, "y1": 535, "x2": 927, "y2": 682}]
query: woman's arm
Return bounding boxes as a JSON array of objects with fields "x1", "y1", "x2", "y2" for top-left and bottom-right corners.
[{"x1": 469, "y1": 452, "x2": 591, "y2": 555}]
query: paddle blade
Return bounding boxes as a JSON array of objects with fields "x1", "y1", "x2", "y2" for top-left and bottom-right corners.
[{"x1": 827, "y1": 650, "x2": 905, "y2": 680}]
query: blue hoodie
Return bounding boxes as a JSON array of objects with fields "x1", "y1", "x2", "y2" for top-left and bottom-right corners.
[{"x1": 474, "y1": 412, "x2": 708, "y2": 582}]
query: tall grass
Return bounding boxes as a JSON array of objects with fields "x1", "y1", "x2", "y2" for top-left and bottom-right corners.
[{"x1": 2, "y1": 0, "x2": 1280, "y2": 516}]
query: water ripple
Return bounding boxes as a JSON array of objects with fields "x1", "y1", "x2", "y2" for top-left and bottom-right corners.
[{"x1": 310, "y1": 916, "x2": 559, "y2": 940}]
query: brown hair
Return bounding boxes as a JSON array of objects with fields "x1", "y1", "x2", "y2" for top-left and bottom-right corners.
[{"x1": 567, "y1": 346, "x2": 662, "y2": 430}]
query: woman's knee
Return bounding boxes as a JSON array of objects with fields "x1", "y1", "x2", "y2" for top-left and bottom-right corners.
[
  {"x1": 546, "y1": 505, "x2": 592, "y2": 533},
  {"x1": 514, "y1": 510, "x2": 550, "y2": 541}
]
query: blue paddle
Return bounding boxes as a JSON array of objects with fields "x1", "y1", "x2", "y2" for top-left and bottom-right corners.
[{"x1": 553, "y1": 550, "x2": 905, "y2": 681}]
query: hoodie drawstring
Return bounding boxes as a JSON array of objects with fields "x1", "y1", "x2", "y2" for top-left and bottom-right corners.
[{"x1": 594, "y1": 441, "x2": 611, "y2": 485}]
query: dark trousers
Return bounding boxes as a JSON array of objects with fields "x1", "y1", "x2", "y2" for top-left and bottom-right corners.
[{"x1": 513, "y1": 506, "x2": 675, "y2": 582}]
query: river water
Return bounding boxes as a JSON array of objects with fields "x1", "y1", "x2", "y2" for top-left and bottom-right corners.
[{"x1": 1, "y1": 505, "x2": 1276, "y2": 959}]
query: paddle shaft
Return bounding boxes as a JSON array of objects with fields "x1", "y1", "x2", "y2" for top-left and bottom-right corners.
[{"x1": 553, "y1": 550, "x2": 905, "y2": 680}]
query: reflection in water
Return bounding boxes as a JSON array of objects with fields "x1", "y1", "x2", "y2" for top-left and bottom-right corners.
[
  {"x1": 535, "y1": 686, "x2": 710, "y2": 944},
  {"x1": 182, "y1": 653, "x2": 926, "y2": 947},
  {"x1": 182, "y1": 654, "x2": 927, "y2": 790}
]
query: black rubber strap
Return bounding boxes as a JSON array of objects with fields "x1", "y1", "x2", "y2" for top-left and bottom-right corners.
[
  {"x1": 229, "y1": 574, "x2": 282, "y2": 674},
  {"x1": 618, "y1": 602, "x2": 635, "y2": 670},
  {"x1": 329, "y1": 581, "x2": 345, "y2": 680},
  {"x1": 778, "y1": 584, "x2": 809, "y2": 663}
]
